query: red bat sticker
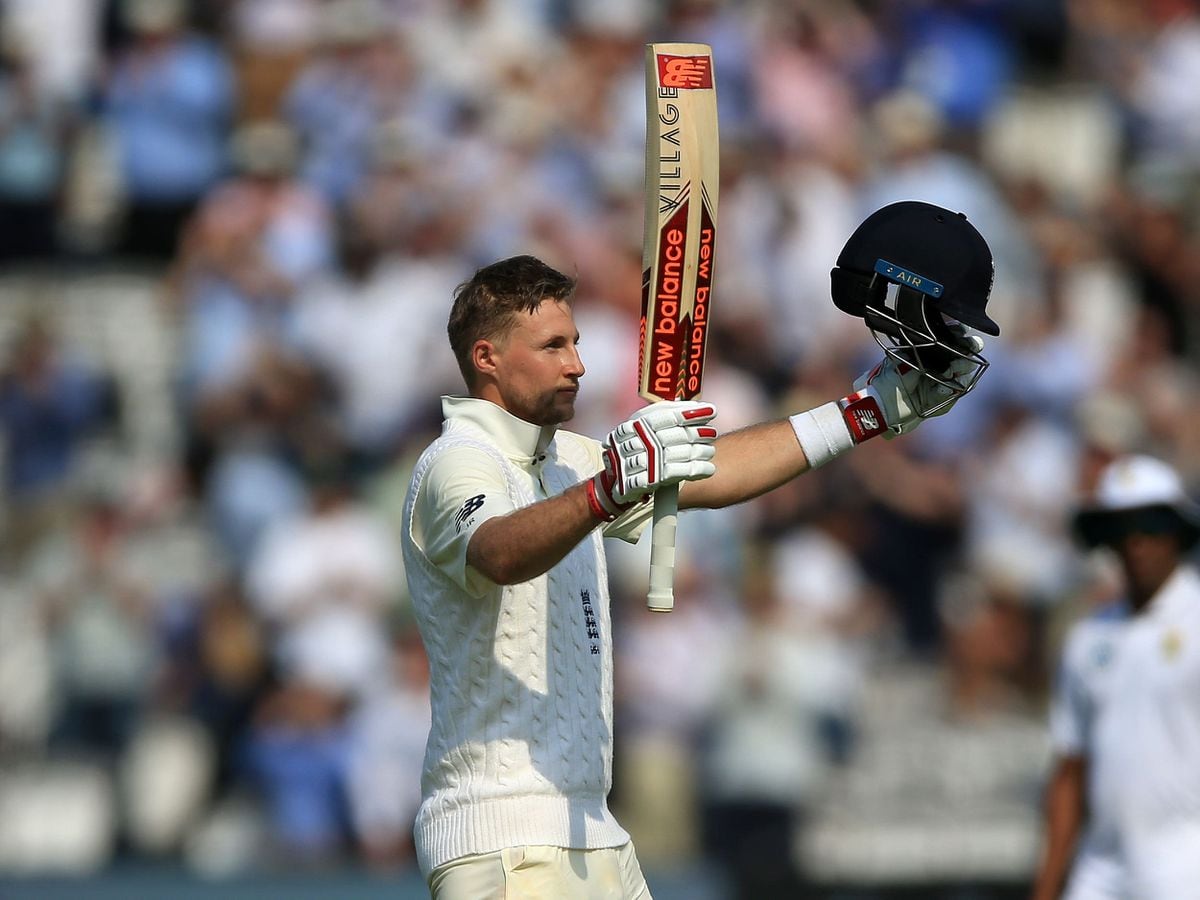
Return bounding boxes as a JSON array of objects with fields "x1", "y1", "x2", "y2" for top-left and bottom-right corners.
[{"x1": 657, "y1": 54, "x2": 714, "y2": 90}]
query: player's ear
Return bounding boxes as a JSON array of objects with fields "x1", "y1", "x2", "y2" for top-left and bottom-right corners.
[{"x1": 472, "y1": 339, "x2": 499, "y2": 379}]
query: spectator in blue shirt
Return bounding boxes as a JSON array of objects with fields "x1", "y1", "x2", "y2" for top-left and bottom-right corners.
[
  {"x1": 0, "y1": 317, "x2": 114, "y2": 502},
  {"x1": 0, "y1": 314, "x2": 116, "y2": 570},
  {"x1": 101, "y1": 0, "x2": 235, "y2": 261}
]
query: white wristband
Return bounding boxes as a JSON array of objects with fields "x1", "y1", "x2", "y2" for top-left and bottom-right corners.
[{"x1": 789, "y1": 401, "x2": 855, "y2": 469}]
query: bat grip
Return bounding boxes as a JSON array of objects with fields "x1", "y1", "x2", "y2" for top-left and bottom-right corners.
[{"x1": 647, "y1": 483, "x2": 678, "y2": 612}]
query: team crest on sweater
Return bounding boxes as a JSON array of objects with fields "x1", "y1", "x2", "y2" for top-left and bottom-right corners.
[{"x1": 580, "y1": 589, "x2": 600, "y2": 654}]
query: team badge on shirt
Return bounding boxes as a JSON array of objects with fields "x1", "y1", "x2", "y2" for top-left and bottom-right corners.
[
  {"x1": 1091, "y1": 641, "x2": 1115, "y2": 670},
  {"x1": 1162, "y1": 628, "x2": 1183, "y2": 661},
  {"x1": 580, "y1": 589, "x2": 600, "y2": 655}
]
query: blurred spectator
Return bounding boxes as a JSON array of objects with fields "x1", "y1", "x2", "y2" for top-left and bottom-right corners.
[
  {"x1": 769, "y1": 487, "x2": 894, "y2": 683},
  {"x1": 227, "y1": 0, "x2": 321, "y2": 121},
  {"x1": 405, "y1": 0, "x2": 550, "y2": 116},
  {"x1": 243, "y1": 499, "x2": 393, "y2": 862},
  {"x1": 963, "y1": 400, "x2": 1083, "y2": 611},
  {"x1": 1101, "y1": 291, "x2": 1200, "y2": 480},
  {"x1": 290, "y1": 127, "x2": 463, "y2": 464},
  {"x1": 700, "y1": 560, "x2": 854, "y2": 900},
  {"x1": 241, "y1": 672, "x2": 352, "y2": 865},
  {"x1": 613, "y1": 554, "x2": 737, "y2": 866},
  {"x1": 1105, "y1": 172, "x2": 1200, "y2": 362},
  {"x1": 28, "y1": 488, "x2": 157, "y2": 758},
  {"x1": 848, "y1": 438, "x2": 971, "y2": 654},
  {"x1": 762, "y1": 146, "x2": 867, "y2": 372},
  {"x1": 0, "y1": 316, "x2": 115, "y2": 560},
  {"x1": 101, "y1": 0, "x2": 235, "y2": 261},
  {"x1": 171, "y1": 118, "x2": 338, "y2": 565},
  {"x1": 0, "y1": 316, "x2": 112, "y2": 499},
  {"x1": 344, "y1": 622, "x2": 430, "y2": 870},
  {"x1": 246, "y1": 452, "x2": 402, "y2": 700},
  {"x1": 886, "y1": 0, "x2": 1016, "y2": 131},
  {"x1": 283, "y1": 0, "x2": 439, "y2": 207},
  {"x1": 174, "y1": 119, "x2": 332, "y2": 398},
  {"x1": 159, "y1": 577, "x2": 271, "y2": 796},
  {"x1": 748, "y1": 6, "x2": 861, "y2": 158},
  {"x1": 186, "y1": 344, "x2": 324, "y2": 567},
  {"x1": 0, "y1": 34, "x2": 71, "y2": 262},
  {"x1": 1124, "y1": 3, "x2": 1200, "y2": 167},
  {"x1": 940, "y1": 572, "x2": 1039, "y2": 719},
  {"x1": 2, "y1": 0, "x2": 104, "y2": 106}
]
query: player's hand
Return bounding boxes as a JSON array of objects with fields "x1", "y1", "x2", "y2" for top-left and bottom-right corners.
[
  {"x1": 842, "y1": 330, "x2": 986, "y2": 440},
  {"x1": 587, "y1": 401, "x2": 718, "y2": 521}
]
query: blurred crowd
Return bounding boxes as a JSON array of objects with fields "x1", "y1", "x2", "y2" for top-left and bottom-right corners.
[{"x1": 2, "y1": 0, "x2": 1200, "y2": 893}]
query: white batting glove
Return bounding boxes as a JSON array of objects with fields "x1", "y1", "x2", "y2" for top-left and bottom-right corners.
[
  {"x1": 849, "y1": 331, "x2": 986, "y2": 438},
  {"x1": 586, "y1": 400, "x2": 718, "y2": 521},
  {"x1": 790, "y1": 332, "x2": 986, "y2": 468}
]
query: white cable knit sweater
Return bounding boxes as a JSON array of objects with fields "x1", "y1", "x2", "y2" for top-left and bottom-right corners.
[{"x1": 402, "y1": 399, "x2": 634, "y2": 874}]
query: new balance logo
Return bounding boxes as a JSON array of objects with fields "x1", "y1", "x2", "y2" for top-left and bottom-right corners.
[
  {"x1": 838, "y1": 395, "x2": 886, "y2": 443},
  {"x1": 454, "y1": 494, "x2": 486, "y2": 533},
  {"x1": 658, "y1": 55, "x2": 713, "y2": 89},
  {"x1": 854, "y1": 409, "x2": 880, "y2": 432}
]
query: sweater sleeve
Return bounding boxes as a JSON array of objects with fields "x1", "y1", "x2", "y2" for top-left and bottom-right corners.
[{"x1": 412, "y1": 445, "x2": 513, "y2": 597}]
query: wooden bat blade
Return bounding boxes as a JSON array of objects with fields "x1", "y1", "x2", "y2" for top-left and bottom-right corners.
[{"x1": 638, "y1": 42, "x2": 719, "y2": 612}]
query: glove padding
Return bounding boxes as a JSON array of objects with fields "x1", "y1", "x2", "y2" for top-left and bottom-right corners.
[
  {"x1": 842, "y1": 330, "x2": 986, "y2": 441},
  {"x1": 587, "y1": 400, "x2": 718, "y2": 520}
]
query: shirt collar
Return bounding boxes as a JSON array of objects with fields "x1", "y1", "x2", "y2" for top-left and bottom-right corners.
[{"x1": 441, "y1": 396, "x2": 556, "y2": 460}]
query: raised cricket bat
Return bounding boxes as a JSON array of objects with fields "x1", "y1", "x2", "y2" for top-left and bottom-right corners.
[{"x1": 638, "y1": 43, "x2": 718, "y2": 612}]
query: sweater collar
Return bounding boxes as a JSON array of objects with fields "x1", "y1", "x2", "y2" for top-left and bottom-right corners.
[{"x1": 441, "y1": 396, "x2": 556, "y2": 461}]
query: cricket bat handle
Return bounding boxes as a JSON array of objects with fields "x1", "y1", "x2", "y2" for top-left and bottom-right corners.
[{"x1": 647, "y1": 483, "x2": 679, "y2": 611}]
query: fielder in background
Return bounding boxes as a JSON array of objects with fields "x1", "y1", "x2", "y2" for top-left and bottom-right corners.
[
  {"x1": 402, "y1": 201, "x2": 999, "y2": 900},
  {"x1": 1031, "y1": 455, "x2": 1200, "y2": 900}
]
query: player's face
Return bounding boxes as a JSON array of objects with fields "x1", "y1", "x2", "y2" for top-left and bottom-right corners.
[
  {"x1": 491, "y1": 300, "x2": 585, "y2": 426},
  {"x1": 1112, "y1": 530, "x2": 1182, "y2": 606}
]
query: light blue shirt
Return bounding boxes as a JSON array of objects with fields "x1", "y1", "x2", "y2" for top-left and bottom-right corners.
[{"x1": 105, "y1": 37, "x2": 235, "y2": 201}]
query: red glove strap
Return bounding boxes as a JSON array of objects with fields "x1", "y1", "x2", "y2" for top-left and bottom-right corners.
[
  {"x1": 586, "y1": 478, "x2": 618, "y2": 522},
  {"x1": 838, "y1": 391, "x2": 888, "y2": 443}
]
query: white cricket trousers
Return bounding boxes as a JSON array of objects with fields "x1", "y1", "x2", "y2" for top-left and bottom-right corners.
[{"x1": 427, "y1": 843, "x2": 654, "y2": 899}]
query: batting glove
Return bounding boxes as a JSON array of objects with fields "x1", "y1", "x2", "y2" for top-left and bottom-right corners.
[
  {"x1": 791, "y1": 332, "x2": 986, "y2": 468},
  {"x1": 848, "y1": 331, "x2": 986, "y2": 439},
  {"x1": 587, "y1": 400, "x2": 718, "y2": 521}
]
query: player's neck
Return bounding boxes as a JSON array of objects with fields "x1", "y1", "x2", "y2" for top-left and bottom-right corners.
[{"x1": 1127, "y1": 563, "x2": 1179, "y2": 613}]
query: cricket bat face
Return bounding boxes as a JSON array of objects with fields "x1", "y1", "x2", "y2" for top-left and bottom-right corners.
[
  {"x1": 638, "y1": 43, "x2": 718, "y2": 613},
  {"x1": 639, "y1": 44, "x2": 718, "y2": 405}
]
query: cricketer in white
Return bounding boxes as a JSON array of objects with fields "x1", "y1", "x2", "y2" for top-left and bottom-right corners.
[
  {"x1": 1032, "y1": 455, "x2": 1200, "y2": 900},
  {"x1": 401, "y1": 254, "x2": 986, "y2": 899},
  {"x1": 404, "y1": 395, "x2": 648, "y2": 875}
]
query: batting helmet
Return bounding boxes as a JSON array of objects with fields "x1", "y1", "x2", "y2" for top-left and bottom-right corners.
[{"x1": 831, "y1": 200, "x2": 999, "y2": 413}]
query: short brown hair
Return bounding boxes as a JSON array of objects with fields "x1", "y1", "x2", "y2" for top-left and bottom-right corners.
[{"x1": 447, "y1": 255, "x2": 577, "y2": 387}]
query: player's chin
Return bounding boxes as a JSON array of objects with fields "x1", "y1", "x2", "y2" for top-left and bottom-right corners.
[{"x1": 549, "y1": 390, "x2": 578, "y2": 423}]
